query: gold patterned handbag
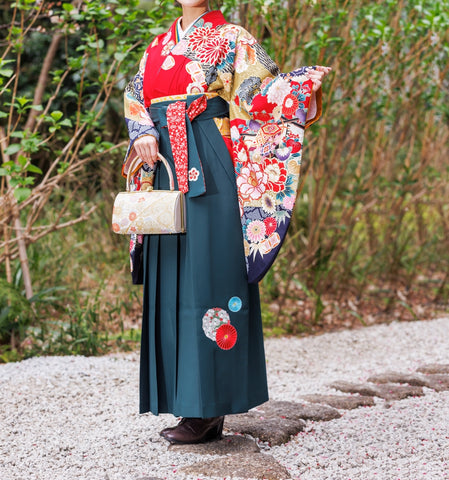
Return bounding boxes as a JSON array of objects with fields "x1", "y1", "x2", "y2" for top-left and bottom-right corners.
[{"x1": 112, "y1": 153, "x2": 186, "y2": 235}]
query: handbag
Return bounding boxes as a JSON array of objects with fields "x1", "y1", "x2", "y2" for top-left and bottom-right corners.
[{"x1": 112, "y1": 153, "x2": 186, "y2": 235}]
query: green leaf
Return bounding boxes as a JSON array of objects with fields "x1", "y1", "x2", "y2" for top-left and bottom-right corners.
[
  {"x1": 13, "y1": 187, "x2": 32, "y2": 203},
  {"x1": 0, "y1": 112, "x2": 7, "y2": 118},
  {"x1": 114, "y1": 52, "x2": 127, "y2": 62},
  {"x1": 4, "y1": 144, "x2": 21, "y2": 156},
  {"x1": 16, "y1": 97, "x2": 31, "y2": 107},
  {"x1": 88, "y1": 39, "x2": 105, "y2": 49},
  {"x1": 62, "y1": 3, "x2": 74, "y2": 12},
  {"x1": 63, "y1": 91, "x2": 78, "y2": 99},
  {"x1": 0, "y1": 69, "x2": 14, "y2": 78},
  {"x1": 57, "y1": 162, "x2": 69, "y2": 174},
  {"x1": 17, "y1": 155, "x2": 27, "y2": 167},
  {"x1": 26, "y1": 164, "x2": 43, "y2": 174},
  {"x1": 10, "y1": 131, "x2": 25, "y2": 138},
  {"x1": 0, "y1": 168, "x2": 7, "y2": 176},
  {"x1": 50, "y1": 111, "x2": 63, "y2": 121},
  {"x1": 59, "y1": 118, "x2": 73, "y2": 127},
  {"x1": 80, "y1": 143, "x2": 96, "y2": 155}
]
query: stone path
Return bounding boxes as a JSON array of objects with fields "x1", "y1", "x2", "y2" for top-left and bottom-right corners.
[
  {"x1": 2, "y1": 318, "x2": 449, "y2": 480},
  {"x1": 165, "y1": 363, "x2": 449, "y2": 480}
]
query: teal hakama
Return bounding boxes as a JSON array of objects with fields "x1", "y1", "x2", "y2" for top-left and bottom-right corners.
[{"x1": 139, "y1": 96, "x2": 268, "y2": 417}]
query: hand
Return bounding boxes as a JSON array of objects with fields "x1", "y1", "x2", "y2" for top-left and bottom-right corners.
[
  {"x1": 307, "y1": 66, "x2": 332, "y2": 92},
  {"x1": 134, "y1": 135, "x2": 159, "y2": 168}
]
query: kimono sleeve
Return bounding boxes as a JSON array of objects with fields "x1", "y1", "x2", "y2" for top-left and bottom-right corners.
[
  {"x1": 122, "y1": 51, "x2": 159, "y2": 285},
  {"x1": 219, "y1": 27, "x2": 321, "y2": 283},
  {"x1": 122, "y1": 51, "x2": 160, "y2": 178}
]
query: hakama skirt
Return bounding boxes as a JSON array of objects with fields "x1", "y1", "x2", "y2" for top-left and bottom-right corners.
[{"x1": 140, "y1": 96, "x2": 268, "y2": 417}]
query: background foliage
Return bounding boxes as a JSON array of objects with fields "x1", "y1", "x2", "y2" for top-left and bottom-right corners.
[{"x1": 0, "y1": 0, "x2": 448, "y2": 361}]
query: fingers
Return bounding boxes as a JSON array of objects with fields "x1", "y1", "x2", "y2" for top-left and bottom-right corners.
[
  {"x1": 307, "y1": 66, "x2": 332, "y2": 92},
  {"x1": 308, "y1": 70, "x2": 323, "y2": 92},
  {"x1": 315, "y1": 65, "x2": 332, "y2": 75},
  {"x1": 134, "y1": 135, "x2": 159, "y2": 168}
]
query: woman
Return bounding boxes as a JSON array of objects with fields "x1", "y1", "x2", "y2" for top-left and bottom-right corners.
[{"x1": 122, "y1": 0, "x2": 330, "y2": 444}]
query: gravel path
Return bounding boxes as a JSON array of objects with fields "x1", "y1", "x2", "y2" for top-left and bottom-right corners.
[{"x1": 1, "y1": 317, "x2": 449, "y2": 479}]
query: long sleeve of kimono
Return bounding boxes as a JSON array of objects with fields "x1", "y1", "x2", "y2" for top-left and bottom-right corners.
[
  {"x1": 122, "y1": 52, "x2": 160, "y2": 178},
  {"x1": 214, "y1": 27, "x2": 321, "y2": 283}
]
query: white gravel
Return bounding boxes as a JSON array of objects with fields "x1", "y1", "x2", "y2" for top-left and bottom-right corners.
[{"x1": 1, "y1": 316, "x2": 449, "y2": 480}]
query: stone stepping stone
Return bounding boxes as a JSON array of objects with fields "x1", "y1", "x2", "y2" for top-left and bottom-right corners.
[
  {"x1": 329, "y1": 381, "x2": 424, "y2": 400},
  {"x1": 253, "y1": 400, "x2": 342, "y2": 422},
  {"x1": 367, "y1": 371, "x2": 449, "y2": 392},
  {"x1": 178, "y1": 452, "x2": 290, "y2": 480},
  {"x1": 417, "y1": 364, "x2": 449, "y2": 374},
  {"x1": 168, "y1": 434, "x2": 259, "y2": 454},
  {"x1": 300, "y1": 394, "x2": 375, "y2": 410},
  {"x1": 224, "y1": 400, "x2": 340, "y2": 446},
  {"x1": 225, "y1": 413, "x2": 306, "y2": 446}
]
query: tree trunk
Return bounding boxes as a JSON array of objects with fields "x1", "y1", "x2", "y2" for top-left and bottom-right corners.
[{"x1": 0, "y1": 126, "x2": 33, "y2": 299}]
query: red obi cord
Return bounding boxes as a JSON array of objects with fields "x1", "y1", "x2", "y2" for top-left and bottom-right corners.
[{"x1": 165, "y1": 95, "x2": 208, "y2": 193}]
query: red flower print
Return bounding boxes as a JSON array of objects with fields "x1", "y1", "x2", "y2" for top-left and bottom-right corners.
[
  {"x1": 196, "y1": 36, "x2": 230, "y2": 65},
  {"x1": 282, "y1": 93, "x2": 299, "y2": 118},
  {"x1": 251, "y1": 110, "x2": 272, "y2": 122},
  {"x1": 188, "y1": 167, "x2": 200, "y2": 182},
  {"x1": 263, "y1": 217, "x2": 277, "y2": 236},
  {"x1": 250, "y1": 93, "x2": 276, "y2": 117},
  {"x1": 129, "y1": 212, "x2": 137, "y2": 221},
  {"x1": 263, "y1": 158, "x2": 287, "y2": 193},
  {"x1": 286, "y1": 136, "x2": 302, "y2": 154},
  {"x1": 216, "y1": 324, "x2": 237, "y2": 350},
  {"x1": 189, "y1": 27, "x2": 221, "y2": 50}
]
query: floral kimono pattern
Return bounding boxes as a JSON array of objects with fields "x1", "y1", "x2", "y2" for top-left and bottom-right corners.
[{"x1": 123, "y1": 10, "x2": 321, "y2": 285}]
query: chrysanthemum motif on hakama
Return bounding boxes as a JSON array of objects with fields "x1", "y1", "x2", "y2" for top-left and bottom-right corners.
[
  {"x1": 202, "y1": 308, "x2": 230, "y2": 341},
  {"x1": 202, "y1": 296, "x2": 242, "y2": 350}
]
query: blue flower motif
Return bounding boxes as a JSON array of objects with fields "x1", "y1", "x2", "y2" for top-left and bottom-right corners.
[{"x1": 228, "y1": 296, "x2": 242, "y2": 313}]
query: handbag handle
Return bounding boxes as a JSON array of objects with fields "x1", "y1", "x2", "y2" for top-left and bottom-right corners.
[{"x1": 126, "y1": 153, "x2": 175, "y2": 191}]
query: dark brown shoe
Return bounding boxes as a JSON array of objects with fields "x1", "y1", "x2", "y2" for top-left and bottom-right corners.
[{"x1": 160, "y1": 416, "x2": 224, "y2": 444}]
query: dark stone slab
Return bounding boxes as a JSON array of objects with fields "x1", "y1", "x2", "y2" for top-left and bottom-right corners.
[
  {"x1": 179, "y1": 452, "x2": 290, "y2": 479},
  {"x1": 424, "y1": 374, "x2": 449, "y2": 391},
  {"x1": 224, "y1": 400, "x2": 340, "y2": 445},
  {"x1": 329, "y1": 381, "x2": 424, "y2": 400},
  {"x1": 367, "y1": 371, "x2": 449, "y2": 392},
  {"x1": 252, "y1": 400, "x2": 341, "y2": 422},
  {"x1": 417, "y1": 364, "x2": 449, "y2": 374},
  {"x1": 301, "y1": 394, "x2": 375, "y2": 410},
  {"x1": 225, "y1": 414, "x2": 306, "y2": 446},
  {"x1": 168, "y1": 434, "x2": 259, "y2": 454}
]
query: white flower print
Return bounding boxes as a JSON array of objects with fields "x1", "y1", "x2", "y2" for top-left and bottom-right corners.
[
  {"x1": 236, "y1": 164, "x2": 268, "y2": 201},
  {"x1": 266, "y1": 77, "x2": 291, "y2": 105}
]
